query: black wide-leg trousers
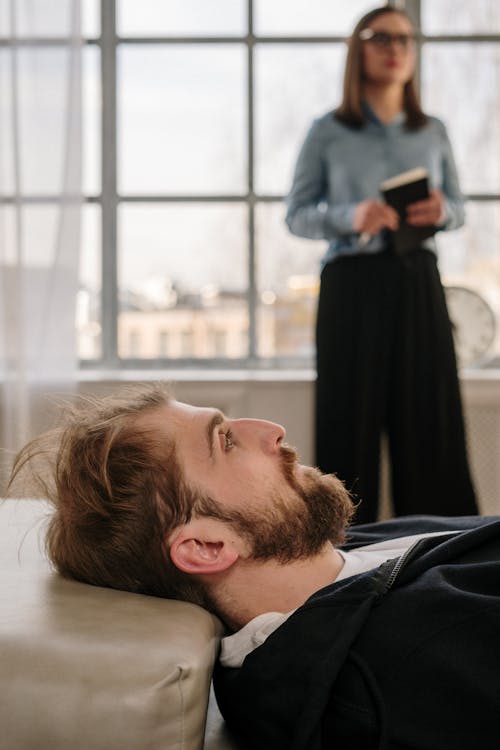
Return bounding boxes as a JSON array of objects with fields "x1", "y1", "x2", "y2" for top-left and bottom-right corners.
[{"x1": 315, "y1": 248, "x2": 478, "y2": 524}]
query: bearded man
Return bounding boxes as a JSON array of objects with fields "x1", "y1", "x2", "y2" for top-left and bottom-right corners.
[{"x1": 10, "y1": 384, "x2": 500, "y2": 750}]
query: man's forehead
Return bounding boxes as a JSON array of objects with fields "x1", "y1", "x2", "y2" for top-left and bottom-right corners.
[
  {"x1": 140, "y1": 399, "x2": 224, "y2": 439},
  {"x1": 160, "y1": 401, "x2": 226, "y2": 465},
  {"x1": 171, "y1": 400, "x2": 223, "y2": 423}
]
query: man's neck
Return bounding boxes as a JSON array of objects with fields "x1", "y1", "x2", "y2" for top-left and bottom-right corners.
[
  {"x1": 211, "y1": 544, "x2": 345, "y2": 631},
  {"x1": 363, "y1": 84, "x2": 404, "y2": 124}
]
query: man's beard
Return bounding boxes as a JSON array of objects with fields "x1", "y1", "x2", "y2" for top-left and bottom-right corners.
[{"x1": 194, "y1": 444, "x2": 355, "y2": 563}]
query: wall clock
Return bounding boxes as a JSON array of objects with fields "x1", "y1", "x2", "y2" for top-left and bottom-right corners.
[{"x1": 444, "y1": 286, "x2": 496, "y2": 368}]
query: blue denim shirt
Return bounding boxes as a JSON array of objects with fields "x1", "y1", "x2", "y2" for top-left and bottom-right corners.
[{"x1": 285, "y1": 104, "x2": 465, "y2": 266}]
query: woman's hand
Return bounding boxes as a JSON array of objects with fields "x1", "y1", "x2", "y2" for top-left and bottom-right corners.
[
  {"x1": 406, "y1": 189, "x2": 446, "y2": 227},
  {"x1": 353, "y1": 199, "x2": 399, "y2": 235}
]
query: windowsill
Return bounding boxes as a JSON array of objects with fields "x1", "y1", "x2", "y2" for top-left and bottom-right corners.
[
  {"x1": 77, "y1": 367, "x2": 500, "y2": 384},
  {"x1": 77, "y1": 368, "x2": 317, "y2": 383}
]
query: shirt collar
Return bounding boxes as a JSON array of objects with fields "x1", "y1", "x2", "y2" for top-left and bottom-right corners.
[{"x1": 362, "y1": 100, "x2": 405, "y2": 127}]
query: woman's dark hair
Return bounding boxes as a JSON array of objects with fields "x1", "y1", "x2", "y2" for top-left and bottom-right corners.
[{"x1": 335, "y1": 6, "x2": 427, "y2": 130}]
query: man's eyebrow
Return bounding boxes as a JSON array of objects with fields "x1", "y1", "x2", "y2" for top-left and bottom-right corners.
[{"x1": 206, "y1": 410, "x2": 225, "y2": 459}]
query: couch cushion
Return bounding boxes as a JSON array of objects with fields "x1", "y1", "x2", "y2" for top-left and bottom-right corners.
[{"x1": 0, "y1": 498, "x2": 224, "y2": 750}]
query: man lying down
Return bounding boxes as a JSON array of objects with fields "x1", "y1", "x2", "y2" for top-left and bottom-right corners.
[{"x1": 9, "y1": 384, "x2": 500, "y2": 750}]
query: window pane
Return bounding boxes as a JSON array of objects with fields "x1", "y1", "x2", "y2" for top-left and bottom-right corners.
[
  {"x1": 256, "y1": 201, "x2": 325, "y2": 358},
  {"x1": 83, "y1": 45, "x2": 100, "y2": 196},
  {"x1": 0, "y1": 0, "x2": 83, "y2": 37},
  {"x1": 422, "y1": 0, "x2": 500, "y2": 34},
  {"x1": 82, "y1": 0, "x2": 100, "y2": 38},
  {"x1": 0, "y1": 1, "x2": 7, "y2": 34},
  {"x1": 439, "y1": 201, "x2": 500, "y2": 362},
  {"x1": 118, "y1": 44, "x2": 246, "y2": 195},
  {"x1": 1, "y1": 44, "x2": 92, "y2": 197},
  {"x1": 0, "y1": 203, "x2": 95, "y2": 355},
  {"x1": 254, "y1": 0, "x2": 379, "y2": 36},
  {"x1": 255, "y1": 43, "x2": 344, "y2": 195},
  {"x1": 78, "y1": 203, "x2": 101, "y2": 360},
  {"x1": 0, "y1": 46, "x2": 82, "y2": 196},
  {"x1": 118, "y1": 203, "x2": 248, "y2": 359},
  {"x1": 118, "y1": 0, "x2": 246, "y2": 37},
  {"x1": 421, "y1": 43, "x2": 500, "y2": 194},
  {"x1": 1, "y1": 205, "x2": 65, "y2": 266},
  {"x1": 0, "y1": 49, "x2": 14, "y2": 194}
]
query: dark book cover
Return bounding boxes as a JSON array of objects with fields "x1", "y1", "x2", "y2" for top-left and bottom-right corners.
[{"x1": 381, "y1": 167, "x2": 437, "y2": 254}]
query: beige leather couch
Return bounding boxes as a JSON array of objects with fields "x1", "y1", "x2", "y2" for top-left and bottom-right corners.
[{"x1": 0, "y1": 499, "x2": 240, "y2": 750}]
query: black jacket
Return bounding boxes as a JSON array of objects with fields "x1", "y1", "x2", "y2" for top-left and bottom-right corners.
[{"x1": 213, "y1": 515, "x2": 500, "y2": 749}]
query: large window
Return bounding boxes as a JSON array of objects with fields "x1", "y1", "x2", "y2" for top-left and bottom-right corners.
[
  {"x1": 74, "y1": 0, "x2": 500, "y2": 368},
  {"x1": 418, "y1": 0, "x2": 500, "y2": 365}
]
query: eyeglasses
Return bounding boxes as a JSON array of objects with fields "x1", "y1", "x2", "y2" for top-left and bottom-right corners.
[{"x1": 359, "y1": 28, "x2": 416, "y2": 50}]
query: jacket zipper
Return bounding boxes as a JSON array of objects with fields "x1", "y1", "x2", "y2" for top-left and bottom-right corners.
[
  {"x1": 380, "y1": 529, "x2": 467, "y2": 597},
  {"x1": 381, "y1": 538, "x2": 426, "y2": 594}
]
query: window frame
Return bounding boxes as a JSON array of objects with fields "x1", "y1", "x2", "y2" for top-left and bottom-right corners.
[{"x1": 84, "y1": 0, "x2": 500, "y2": 370}]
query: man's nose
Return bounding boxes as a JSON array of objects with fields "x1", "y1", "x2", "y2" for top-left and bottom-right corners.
[{"x1": 235, "y1": 419, "x2": 286, "y2": 453}]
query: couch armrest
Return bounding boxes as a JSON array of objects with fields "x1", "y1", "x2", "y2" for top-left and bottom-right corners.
[{"x1": 1, "y1": 499, "x2": 224, "y2": 750}]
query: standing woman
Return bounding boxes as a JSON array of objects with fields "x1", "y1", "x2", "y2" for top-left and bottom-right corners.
[{"x1": 286, "y1": 6, "x2": 477, "y2": 523}]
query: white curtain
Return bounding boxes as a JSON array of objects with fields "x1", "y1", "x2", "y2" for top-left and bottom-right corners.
[{"x1": 0, "y1": 0, "x2": 82, "y2": 480}]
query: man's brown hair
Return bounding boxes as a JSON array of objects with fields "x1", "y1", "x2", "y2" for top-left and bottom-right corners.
[
  {"x1": 335, "y1": 6, "x2": 427, "y2": 130},
  {"x1": 8, "y1": 384, "x2": 212, "y2": 609}
]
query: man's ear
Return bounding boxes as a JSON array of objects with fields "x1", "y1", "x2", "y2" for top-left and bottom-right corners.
[{"x1": 169, "y1": 519, "x2": 240, "y2": 576}]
